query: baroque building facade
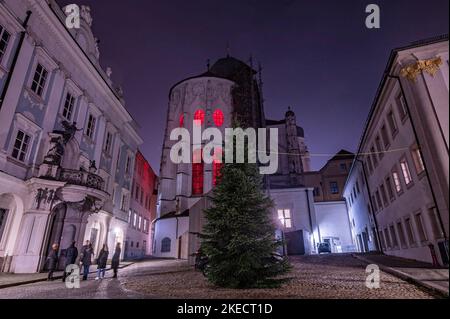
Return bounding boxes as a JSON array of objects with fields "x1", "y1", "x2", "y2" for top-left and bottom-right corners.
[
  {"x1": 344, "y1": 36, "x2": 449, "y2": 265},
  {"x1": 0, "y1": 1, "x2": 142, "y2": 273},
  {"x1": 125, "y1": 150, "x2": 157, "y2": 259}
]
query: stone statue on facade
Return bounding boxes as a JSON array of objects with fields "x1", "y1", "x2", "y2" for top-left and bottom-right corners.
[
  {"x1": 44, "y1": 135, "x2": 65, "y2": 165},
  {"x1": 80, "y1": 5, "x2": 93, "y2": 27}
]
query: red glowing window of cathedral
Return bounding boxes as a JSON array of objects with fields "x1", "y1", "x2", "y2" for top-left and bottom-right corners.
[
  {"x1": 179, "y1": 114, "x2": 184, "y2": 127},
  {"x1": 213, "y1": 109, "x2": 224, "y2": 127},
  {"x1": 213, "y1": 160, "x2": 223, "y2": 186},
  {"x1": 192, "y1": 149, "x2": 204, "y2": 195},
  {"x1": 193, "y1": 109, "x2": 205, "y2": 126}
]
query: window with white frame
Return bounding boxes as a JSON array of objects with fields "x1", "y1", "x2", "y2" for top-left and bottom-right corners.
[
  {"x1": 11, "y1": 130, "x2": 31, "y2": 162},
  {"x1": 414, "y1": 212, "x2": 427, "y2": 242},
  {"x1": 396, "y1": 93, "x2": 408, "y2": 120},
  {"x1": 387, "y1": 110, "x2": 398, "y2": 137},
  {"x1": 85, "y1": 114, "x2": 96, "y2": 139},
  {"x1": 30, "y1": 63, "x2": 48, "y2": 97},
  {"x1": 120, "y1": 193, "x2": 128, "y2": 211},
  {"x1": 277, "y1": 209, "x2": 292, "y2": 228},
  {"x1": 0, "y1": 25, "x2": 11, "y2": 63},
  {"x1": 392, "y1": 168, "x2": 403, "y2": 193},
  {"x1": 128, "y1": 209, "x2": 132, "y2": 223},
  {"x1": 104, "y1": 131, "x2": 113, "y2": 155},
  {"x1": 381, "y1": 124, "x2": 390, "y2": 148},
  {"x1": 62, "y1": 92, "x2": 75, "y2": 120},
  {"x1": 143, "y1": 219, "x2": 148, "y2": 232},
  {"x1": 411, "y1": 145, "x2": 425, "y2": 175},
  {"x1": 133, "y1": 212, "x2": 137, "y2": 228},
  {"x1": 404, "y1": 217, "x2": 415, "y2": 245},
  {"x1": 329, "y1": 181, "x2": 339, "y2": 194},
  {"x1": 428, "y1": 207, "x2": 443, "y2": 239},
  {"x1": 125, "y1": 155, "x2": 131, "y2": 174},
  {"x1": 138, "y1": 215, "x2": 142, "y2": 230},
  {"x1": 400, "y1": 157, "x2": 413, "y2": 185}
]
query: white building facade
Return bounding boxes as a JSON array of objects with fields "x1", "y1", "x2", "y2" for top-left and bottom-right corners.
[
  {"x1": 345, "y1": 36, "x2": 449, "y2": 265},
  {"x1": 0, "y1": 0, "x2": 142, "y2": 273}
]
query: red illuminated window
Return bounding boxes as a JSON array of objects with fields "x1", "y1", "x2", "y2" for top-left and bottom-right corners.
[
  {"x1": 192, "y1": 149, "x2": 203, "y2": 195},
  {"x1": 194, "y1": 109, "x2": 205, "y2": 126},
  {"x1": 213, "y1": 109, "x2": 224, "y2": 127},
  {"x1": 179, "y1": 114, "x2": 184, "y2": 127},
  {"x1": 213, "y1": 160, "x2": 223, "y2": 186}
]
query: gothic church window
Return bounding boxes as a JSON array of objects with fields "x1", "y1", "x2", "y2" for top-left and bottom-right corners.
[
  {"x1": 194, "y1": 109, "x2": 205, "y2": 126},
  {"x1": 213, "y1": 109, "x2": 224, "y2": 127}
]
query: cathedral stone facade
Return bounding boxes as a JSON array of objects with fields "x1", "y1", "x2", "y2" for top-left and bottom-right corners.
[{"x1": 153, "y1": 56, "x2": 354, "y2": 261}]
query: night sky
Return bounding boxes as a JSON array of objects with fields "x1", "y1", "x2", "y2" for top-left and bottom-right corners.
[{"x1": 57, "y1": 0, "x2": 448, "y2": 172}]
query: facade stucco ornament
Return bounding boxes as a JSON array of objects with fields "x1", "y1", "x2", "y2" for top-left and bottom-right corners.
[
  {"x1": 400, "y1": 56, "x2": 443, "y2": 82},
  {"x1": 80, "y1": 5, "x2": 93, "y2": 27},
  {"x1": 34, "y1": 187, "x2": 59, "y2": 210}
]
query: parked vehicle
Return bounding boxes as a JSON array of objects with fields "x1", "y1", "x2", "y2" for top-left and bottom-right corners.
[{"x1": 318, "y1": 242, "x2": 332, "y2": 254}]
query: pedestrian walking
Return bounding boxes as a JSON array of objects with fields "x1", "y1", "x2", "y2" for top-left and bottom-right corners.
[
  {"x1": 62, "y1": 241, "x2": 78, "y2": 282},
  {"x1": 111, "y1": 242, "x2": 121, "y2": 278},
  {"x1": 96, "y1": 244, "x2": 109, "y2": 280},
  {"x1": 80, "y1": 240, "x2": 94, "y2": 280},
  {"x1": 46, "y1": 243, "x2": 59, "y2": 281}
]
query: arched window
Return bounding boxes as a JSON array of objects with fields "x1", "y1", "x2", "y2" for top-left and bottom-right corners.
[
  {"x1": 179, "y1": 114, "x2": 184, "y2": 127},
  {"x1": 161, "y1": 237, "x2": 171, "y2": 253},
  {"x1": 213, "y1": 160, "x2": 223, "y2": 186},
  {"x1": 193, "y1": 109, "x2": 205, "y2": 126},
  {"x1": 192, "y1": 148, "x2": 203, "y2": 195},
  {"x1": 213, "y1": 109, "x2": 224, "y2": 127}
]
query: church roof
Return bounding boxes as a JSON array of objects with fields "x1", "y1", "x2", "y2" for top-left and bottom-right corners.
[
  {"x1": 168, "y1": 56, "x2": 256, "y2": 95},
  {"x1": 329, "y1": 149, "x2": 355, "y2": 161}
]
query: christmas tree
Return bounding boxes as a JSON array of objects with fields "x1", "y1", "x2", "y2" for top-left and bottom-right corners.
[{"x1": 200, "y1": 130, "x2": 290, "y2": 288}]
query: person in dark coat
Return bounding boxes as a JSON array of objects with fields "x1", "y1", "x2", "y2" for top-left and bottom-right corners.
[
  {"x1": 80, "y1": 240, "x2": 94, "y2": 280},
  {"x1": 47, "y1": 243, "x2": 59, "y2": 281},
  {"x1": 111, "y1": 243, "x2": 121, "y2": 278},
  {"x1": 95, "y1": 244, "x2": 109, "y2": 280},
  {"x1": 62, "y1": 241, "x2": 78, "y2": 282}
]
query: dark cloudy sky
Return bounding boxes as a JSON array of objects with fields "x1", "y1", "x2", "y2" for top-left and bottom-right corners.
[{"x1": 58, "y1": 0, "x2": 448, "y2": 172}]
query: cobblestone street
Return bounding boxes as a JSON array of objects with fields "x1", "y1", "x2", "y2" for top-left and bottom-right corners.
[{"x1": 0, "y1": 254, "x2": 438, "y2": 299}]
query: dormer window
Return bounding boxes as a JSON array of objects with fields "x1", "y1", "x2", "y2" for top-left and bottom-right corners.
[{"x1": 31, "y1": 63, "x2": 48, "y2": 97}]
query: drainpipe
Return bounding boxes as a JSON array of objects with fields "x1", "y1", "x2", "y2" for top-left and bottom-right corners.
[
  {"x1": 355, "y1": 158, "x2": 383, "y2": 253},
  {"x1": 305, "y1": 189, "x2": 319, "y2": 251},
  {"x1": 387, "y1": 74, "x2": 448, "y2": 243},
  {"x1": 0, "y1": 10, "x2": 32, "y2": 110}
]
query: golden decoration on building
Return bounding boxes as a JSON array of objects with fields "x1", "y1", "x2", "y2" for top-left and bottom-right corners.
[{"x1": 400, "y1": 56, "x2": 443, "y2": 82}]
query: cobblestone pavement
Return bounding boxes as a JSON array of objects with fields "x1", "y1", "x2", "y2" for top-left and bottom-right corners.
[
  {"x1": 123, "y1": 253, "x2": 436, "y2": 299},
  {"x1": 0, "y1": 259, "x2": 187, "y2": 299},
  {"x1": 0, "y1": 254, "x2": 438, "y2": 299}
]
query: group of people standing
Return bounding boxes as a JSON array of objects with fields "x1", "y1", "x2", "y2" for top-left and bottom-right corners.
[{"x1": 46, "y1": 240, "x2": 122, "y2": 282}]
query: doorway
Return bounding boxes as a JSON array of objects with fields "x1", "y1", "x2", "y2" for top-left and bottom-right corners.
[{"x1": 44, "y1": 204, "x2": 67, "y2": 270}]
